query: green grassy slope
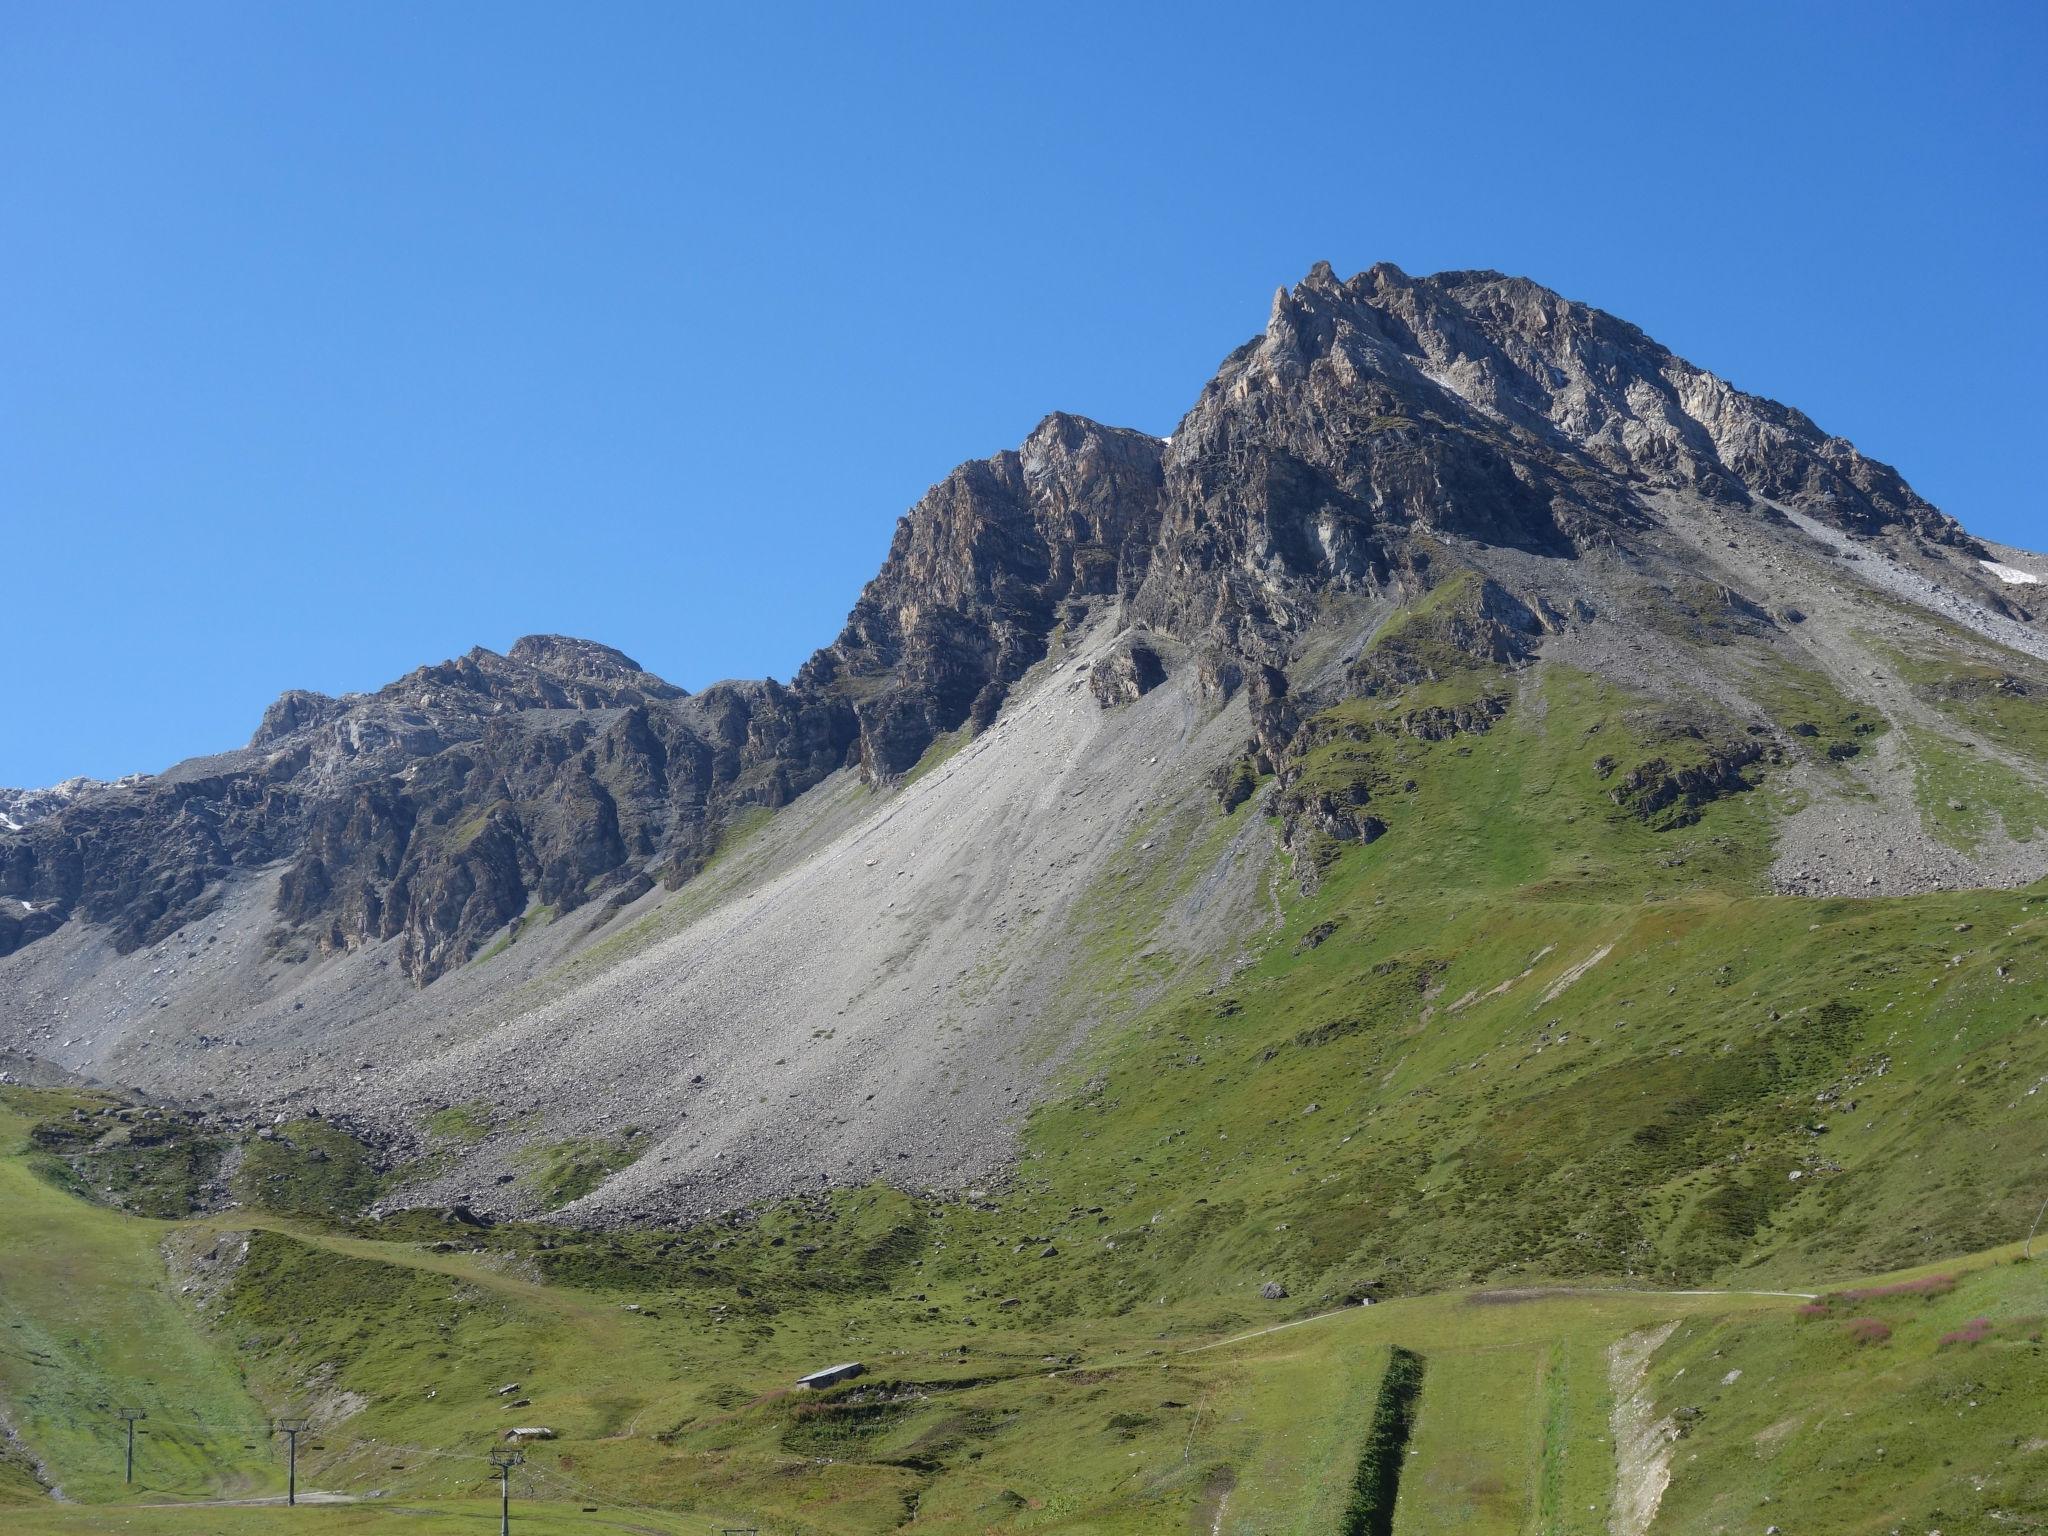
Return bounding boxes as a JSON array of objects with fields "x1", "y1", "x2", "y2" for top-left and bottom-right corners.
[
  {"x1": 0, "y1": 1100, "x2": 280, "y2": 1505},
  {"x1": 1651, "y1": 1254, "x2": 2048, "y2": 1533},
  {"x1": 0, "y1": 1092, "x2": 1809, "y2": 1536},
  {"x1": 988, "y1": 660, "x2": 2048, "y2": 1321},
  {"x1": 3, "y1": 1093, "x2": 2039, "y2": 1535},
  {"x1": 5, "y1": 622, "x2": 2048, "y2": 1531}
]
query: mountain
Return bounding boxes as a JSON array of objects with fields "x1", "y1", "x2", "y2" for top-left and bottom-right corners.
[
  {"x1": 5, "y1": 264, "x2": 2048, "y2": 1534},
  {"x1": 3, "y1": 262, "x2": 2046, "y2": 1224}
]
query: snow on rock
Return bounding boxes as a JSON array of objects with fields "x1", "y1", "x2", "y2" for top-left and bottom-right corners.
[{"x1": 1981, "y1": 558, "x2": 2043, "y2": 586}]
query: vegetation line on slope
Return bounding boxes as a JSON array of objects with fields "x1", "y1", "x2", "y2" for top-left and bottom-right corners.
[
  {"x1": 1340, "y1": 1345, "x2": 1425, "y2": 1536},
  {"x1": 1535, "y1": 1340, "x2": 1570, "y2": 1535},
  {"x1": 1551, "y1": 1286, "x2": 1818, "y2": 1301}
]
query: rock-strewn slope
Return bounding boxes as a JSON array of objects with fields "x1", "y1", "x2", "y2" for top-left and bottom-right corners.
[
  {"x1": 4, "y1": 263, "x2": 2047, "y2": 1216},
  {"x1": 0, "y1": 416, "x2": 1165, "y2": 984}
]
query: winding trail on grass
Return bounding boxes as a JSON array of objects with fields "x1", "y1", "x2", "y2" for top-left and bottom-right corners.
[
  {"x1": 1176, "y1": 1284, "x2": 1817, "y2": 1357},
  {"x1": 132, "y1": 1491, "x2": 357, "y2": 1506},
  {"x1": 1487, "y1": 1286, "x2": 1820, "y2": 1302}
]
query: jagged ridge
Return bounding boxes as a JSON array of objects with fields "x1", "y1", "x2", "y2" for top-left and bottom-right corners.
[{"x1": 1, "y1": 263, "x2": 2039, "y2": 989}]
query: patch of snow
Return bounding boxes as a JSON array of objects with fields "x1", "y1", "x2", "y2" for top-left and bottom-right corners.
[
  {"x1": 0, "y1": 814, "x2": 19, "y2": 832},
  {"x1": 1981, "y1": 558, "x2": 2042, "y2": 586},
  {"x1": 1779, "y1": 507, "x2": 2048, "y2": 664}
]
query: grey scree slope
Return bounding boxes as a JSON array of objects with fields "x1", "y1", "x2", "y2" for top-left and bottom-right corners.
[{"x1": 0, "y1": 614, "x2": 1276, "y2": 1220}]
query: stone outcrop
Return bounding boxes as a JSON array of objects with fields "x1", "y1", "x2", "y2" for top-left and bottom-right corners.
[
  {"x1": 1089, "y1": 637, "x2": 1167, "y2": 708},
  {"x1": 799, "y1": 413, "x2": 1166, "y2": 774}
]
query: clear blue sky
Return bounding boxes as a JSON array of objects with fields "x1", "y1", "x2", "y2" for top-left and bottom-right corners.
[{"x1": 3, "y1": 2, "x2": 2043, "y2": 786}]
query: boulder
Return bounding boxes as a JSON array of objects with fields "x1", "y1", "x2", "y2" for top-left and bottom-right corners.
[{"x1": 1089, "y1": 638, "x2": 1168, "y2": 708}]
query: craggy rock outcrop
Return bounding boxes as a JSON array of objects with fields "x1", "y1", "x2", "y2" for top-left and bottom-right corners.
[
  {"x1": 1607, "y1": 730, "x2": 1775, "y2": 828},
  {"x1": 1131, "y1": 260, "x2": 1973, "y2": 674},
  {"x1": 1263, "y1": 661, "x2": 1516, "y2": 873},
  {"x1": 0, "y1": 264, "x2": 2025, "y2": 984},
  {"x1": 801, "y1": 413, "x2": 1166, "y2": 774},
  {"x1": 1357, "y1": 266, "x2": 1967, "y2": 545},
  {"x1": 1089, "y1": 637, "x2": 1167, "y2": 708},
  {"x1": 0, "y1": 639, "x2": 863, "y2": 982}
]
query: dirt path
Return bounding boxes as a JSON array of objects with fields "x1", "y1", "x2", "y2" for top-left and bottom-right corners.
[
  {"x1": 1178, "y1": 1284, "x2": 1815, "y2": 1357},
  {"x1": 132, "y1": 1490, "x2": 356, "y2": 1506},
  {"x1": 1607, "y1": 1321, "x2": 1681, "y2": 1536}
]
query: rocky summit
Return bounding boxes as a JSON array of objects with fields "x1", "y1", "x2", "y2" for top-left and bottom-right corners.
[{"x1": 6, "y1": 265, "x2": 2048, "y2": 1534}]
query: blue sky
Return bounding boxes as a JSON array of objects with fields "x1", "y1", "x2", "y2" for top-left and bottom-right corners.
[{"x1": 2, "y1": 2, "x2": 2043, "y2": 786}]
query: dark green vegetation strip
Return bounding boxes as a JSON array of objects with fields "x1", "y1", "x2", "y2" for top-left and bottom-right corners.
[{"x1": 1341, "y1": 1345, "x2": 1425, "y2": 1536}]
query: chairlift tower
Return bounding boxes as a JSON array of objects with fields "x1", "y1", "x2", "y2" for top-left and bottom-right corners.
[
  {"x1": 118, "y1": 1409, "x2": 147, "y2": 1484},
  {"x1": 489, "y1": 1447, "x2": 525, "y2": 1536},
  {"x1": 273, "y1": 1417, "x2": 310, "y2": 1506}
]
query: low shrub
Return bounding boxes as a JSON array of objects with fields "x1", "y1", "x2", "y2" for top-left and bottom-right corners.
[{"x1": 1834, "y1": 1273, "x2": 1956, "y2": 1303}]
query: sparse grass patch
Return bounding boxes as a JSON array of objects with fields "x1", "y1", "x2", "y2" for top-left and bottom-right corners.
[
  {"x1": 423, "y1": 1101, "x2": 494, "y2": 1144},
  {"x1": 899, "y1": 727, "x2": 971, "y2": 787},
  {"x1": 232, "y1": 1119, "x2": 385, "y2": 1219},
  {"x1": 513, "y1": 1133, "x2": 644, "y2": 1208},
  {"x1": 3, "y1": 1089, "x2": 224, "y2": 1219},
  {"x1": 1906, "y1": 725, "x2": 2048, "y2": 850},
  {"x1": 1743, "y1": 655, "x2": 1889, "y2": 768},
  {"x1": 1890, "y1": 644, "x2": 2048, "y2": 761},
  {"x1": 473, "y1": 903, "x2": 557, "y2": 964}
]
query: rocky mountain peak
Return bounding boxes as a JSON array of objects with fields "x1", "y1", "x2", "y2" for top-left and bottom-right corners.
[
  {"x1": 3, "y1": 262, "x2": 2035, "y2": 1000},
  {"x1": 251, "y1": 689, "x2": 344, "y2": 749},
  {"x1": 1261, "y1": 262, "x2": 1970, "y2": 548},
  {"x1": 504, "y1": 634, "x2": 682, "y2": 697},
  {"x1": 799, "y1": 412, "x2": 1166, "y2": 777}
]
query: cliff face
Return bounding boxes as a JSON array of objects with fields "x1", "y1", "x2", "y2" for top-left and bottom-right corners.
[
  {"x1": 0, "y1": 265, "x2": 2033, "y2": 986},
  {"x1": 800, "y1": 412, "x2": 1166, "y2": 775}
]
